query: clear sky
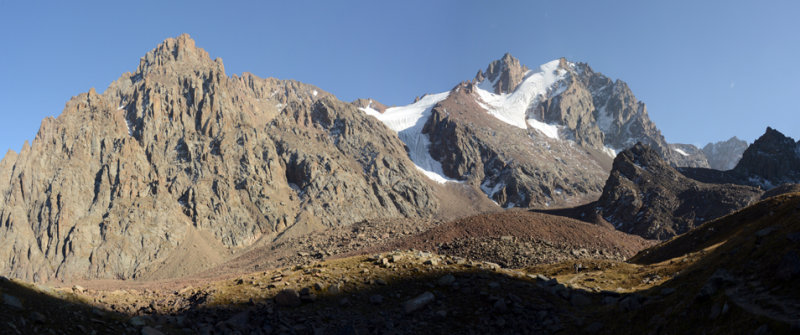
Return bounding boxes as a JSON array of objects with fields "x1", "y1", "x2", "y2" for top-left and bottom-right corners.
[{"x1": 1, "y1": 0, "x2": 798, "y2": 155}]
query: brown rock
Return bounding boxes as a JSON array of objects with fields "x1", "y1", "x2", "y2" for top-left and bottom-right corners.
[{"x1": 275, "y1": 289, "x2": 301, "y2": 307}]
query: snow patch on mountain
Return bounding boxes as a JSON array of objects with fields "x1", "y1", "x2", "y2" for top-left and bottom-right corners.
[
  {"x1": 526, "y1": 118, "x2": 560, "y2": 139},
  {"x1": 359, "y1": 92, "x2": 457, "y2": 184},
  {"x1": 602, "y1": 146, "x2": 618, "y2": 158},
  {"x1": 673, "y1": 148, "x2": 689, "y2": 156},
  {"x1": 475, "y1": 59, "x2": 567, "y2": 129}
]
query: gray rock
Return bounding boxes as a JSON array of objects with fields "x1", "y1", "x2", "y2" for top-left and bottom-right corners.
[
  {"x1": 275, "y1": 289, "x2": 302, "y2": 307},
  {"x1": 404, "y1": 291, "x2": 435, "y2": 314},
  {"x1": 2, "y1": 293, "x2": 23, "y2": 310},
  {"x1": 437, "y1": 274, "x2": 456, "y2": 286},
  {"x1": 129, "y1": 316, "x2": 148, "y2": 327},
  {"x1": 756, "y1": 227, "x2": 776, "y2": 237}
]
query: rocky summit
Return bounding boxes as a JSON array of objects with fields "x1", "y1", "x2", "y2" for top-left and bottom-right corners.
[{"x1": 0, "y1": 34, "x2": 449, "y2": 282}]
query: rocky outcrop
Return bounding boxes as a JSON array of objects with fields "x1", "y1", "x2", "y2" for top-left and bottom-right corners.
[
  {"x1": 702, "y1": 136, "x2": 747, "y2": 171},
  {"x1": 598, "y1": 143, "x2": 761, "y2": 240},
  {"x1": 733, "y1": 127, "x2": 800, "y2": 187},
  {"x1": 474, "y1": 53, "x2": 529, "y2": 94},
  {"x1": 351, "y1": 98, "x2": 388, "y2": 113},
  {"x1": 0, "y1": 34, "x2": 439, "y2": 282}
]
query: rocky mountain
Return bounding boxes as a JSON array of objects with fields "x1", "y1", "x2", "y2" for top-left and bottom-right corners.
[
  {"x1": 357, "y1": 54, "x2": 700, "y2": 209},
  {"x1": 597, "y1": 143, "x2": 761, "y2": 240},
  {"x1": 702, "y1": 136, "x2": 748, "y2": 170},
  {"x1": 0, "y1": 34, "x2": 465, "y2": 282}
]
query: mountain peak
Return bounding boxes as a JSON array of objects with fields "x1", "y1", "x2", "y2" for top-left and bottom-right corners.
[
  {"x1": 136, "y1": 34, "x2": 220, "y2": 75},
  {"x1": 734, "y1": 126, "x2": 800, "y2": 185},
  {"x1": 475, "y1": 53, "x2": 529, "y2": 94}
]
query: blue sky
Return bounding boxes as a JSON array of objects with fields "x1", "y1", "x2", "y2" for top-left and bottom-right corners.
[{"x1": 1, "y1": 0, "x2": 798, "y2": 155}]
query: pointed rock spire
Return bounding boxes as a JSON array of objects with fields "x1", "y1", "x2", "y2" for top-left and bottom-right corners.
[
  {"x1": 136, "y1": 34, "x2": 219, "y2": 75},
  {"x1": 475, "y1": 53, "x2": 529, "y2": 94}
]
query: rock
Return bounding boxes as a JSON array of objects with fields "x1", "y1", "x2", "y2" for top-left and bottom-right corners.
[
  {"x1": 390, "y1": 254, "x2": 404, "y2": 263},
  {"x1": 72, "y1": 285, "x2": 86, "y2": 293},
  {"x1": 375, "y1": 278, "x2": 388, "y2": 286},
  {"x1": 369, "y1": 294, "x2": 384, "y2": 304},
  {"x1": 584, "y1": 322, "x2": 604, "y2": 334},
  {"x1": 2, "y1": 293, "x2": 23, "y2": 310},
  {"x1": 755, "y1": 227, "x2": 776, "y2": 238},
  {"x1": 483, "y1": 262, "x2": 501, "y2": 270},
  {"x1": 404, "y1": 291, "x2": 435, "y2": 314},
  {"x1": 313, "y1": 282, "x2": 324, "y2": 291},
  {"x1": 423, "y1": 258, "x2": 439, "y2": 266},
  {"x1": 437, "y1": 274, "x2": 456, "y2": 286},
  {"x1": 493, "y1": 299, "x2": 508, "y2": 312},
  {"x1": 776, "y1": 250, "x2": 800, "y2": 280},
  {"x1": 129, "y1": 316, "x2": 148, "y2": 327},
  {"x1": 570, "y1": 293, "x2": 592, "y2": 306},
  {"x1": 618, "y1": 295, "x2": 641, "y2": 311},
  {"x1": 30, "y1": 311, "x2": 46, "y2": 324},
  {"x1": 225, "y1": 311, "x2": 250, "y2": 329},
  {"x1": 141, "y1": 326, "x2": 165, "y2": 335},
  {"x1": 328, "y1": 283, "x2": 342, "y2": 295},
  {"x1": 275, "y1": 289, "x2": 302, "y2": 307}
]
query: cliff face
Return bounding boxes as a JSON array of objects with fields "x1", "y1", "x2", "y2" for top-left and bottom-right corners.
[{"x1": 0, "y1": 34, "x2": 439, "y2": 282}]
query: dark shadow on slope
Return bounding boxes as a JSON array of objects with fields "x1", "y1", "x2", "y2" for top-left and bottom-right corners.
[{"x1": 0, "y1": 277, "x2": 133, "y2": 334}]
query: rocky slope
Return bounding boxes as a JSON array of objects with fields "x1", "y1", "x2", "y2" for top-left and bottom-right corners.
[
  {"x1": 358, "y1": 209, "x2": 654, "y2": 269},
  {"x1": 702, "y1": 136, "x2": 748, "y2": 170},
  {"x1": 4, "y1": 193, "x2": 798, "y2": 334},
  {"x1": 597, "y1": 143, "x2": 761, "y2": 240},
  {"x1": 0, "y1": 35, "x2": 451, "y2": 282}
]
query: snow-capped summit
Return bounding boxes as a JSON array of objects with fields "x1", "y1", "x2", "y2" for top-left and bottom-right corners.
[{"x1": 355, "y1": 54, "x2": 743, "y2": 208}]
